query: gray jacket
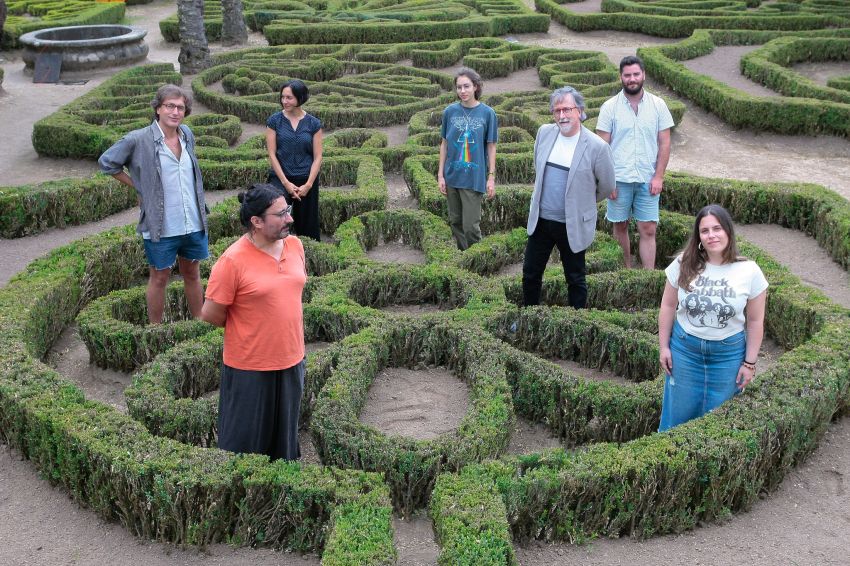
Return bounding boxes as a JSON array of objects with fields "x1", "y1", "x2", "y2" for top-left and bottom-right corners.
[
  {"x1": 98, "y1": 121, "x2": 207, "y2": 242},
  {"x1": 527, "y1": 124, "x2": 616, "y2": 252}
]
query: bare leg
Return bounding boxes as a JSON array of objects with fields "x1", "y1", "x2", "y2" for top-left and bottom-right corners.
[
  {"x1": 637, "y1": 221, "x2": 657, "y2": 270},
  {"x1": 178, "y1": 256, "x2": 204, "y2": 319},
  {"x1": 146, "y1": 266, "x2": 172, "y2": 324},
  {"x1": 612, "y1": 221, "x2": 632, "y2": 269}
]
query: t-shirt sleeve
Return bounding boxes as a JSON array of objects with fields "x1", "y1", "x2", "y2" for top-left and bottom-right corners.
[
  {"x1": 596, "y1": 100, "x2": 613, "y2": 133},
  {"x1": 205, "y1": 254, "x2": 237, "y2": 306},
  {"x1": 749, "y1": 262, "x2": 769, "y2": 297},
  {"x1": 657, "y1": 97, "x2": 675, "y2": 130},
  {"x1": 311, "y1": 114, "x2": 323, "y2": 132},
  {"x1": 266, "y1": 112, "x2": 280, "y2": 130},
  {"x1": 486, "y1": 107, "x2": 498, "y2": 143},
  {"x1": 665, "y1": 257, "x2": 682, "y2": 288}
]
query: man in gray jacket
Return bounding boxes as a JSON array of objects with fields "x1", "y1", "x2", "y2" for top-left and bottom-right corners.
[
  {"x1": 99, "y1": 84, "x2": 208, "y2": 324},
  {"x1": 522, "y1": 86, "x2": 615, "y2": 309}
]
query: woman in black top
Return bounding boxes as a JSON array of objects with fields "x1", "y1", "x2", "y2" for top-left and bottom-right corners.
[{"x1": 266, "y1": 79, "x2": 323, "y2": 240}]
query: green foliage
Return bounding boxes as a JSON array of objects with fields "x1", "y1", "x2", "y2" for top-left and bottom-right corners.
[
  {"x1": 310, "y1": 318, "x2": 515, "y2": 514},
  {"x1": 31, "y1": 64, "x2": 242, "y2": 159},
  {"x1": 0, "y1": 174, "x2": 136, "y2": 238},
  {"x1": 76, "y1": 280, "x2": 214, "y2": 372},
  {"x1": 159, "y1": 0, "x2": 547, "y2": 45},
  {"x1": 639, "y1": 29, "x2": 850, "y2": 136},
  {"x1": 663, "y1": 171, "x2": 850, "y2": 272},
  {"x1": 433, "y1": 251, "x2": 849, "y2": 555},
  {"x1": 536, "y1": 0, "x2": 847, "y2": 38},
  {"x1": 0, "y1": 225, "x2": 396, "y2": 562},
  {"x1": 7, "y1": 27, "x2": 850, "y2": 563},
  {"x1": 740, "y1": 36, "x2": 850, "y2": 104}
]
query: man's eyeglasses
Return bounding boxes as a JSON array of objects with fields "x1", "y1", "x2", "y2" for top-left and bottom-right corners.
[
  {"x1": 553, "y1": 107, "x2": 578, "y2": 116},
  {"x1": 162, "y1": 103, "x2": 187, "y2": 113},
  {"x1": 265, "y1": 205, "x2": 293, "y2": 218}
]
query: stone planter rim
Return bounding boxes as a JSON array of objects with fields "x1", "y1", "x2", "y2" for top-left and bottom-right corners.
[{"x1": 18, "y1": 24, "x2": 148, "y2": 49}]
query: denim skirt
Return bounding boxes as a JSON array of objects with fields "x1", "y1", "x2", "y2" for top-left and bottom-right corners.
[{"x1": 658, "y1": 320, "x2": 746, "y2": 431}]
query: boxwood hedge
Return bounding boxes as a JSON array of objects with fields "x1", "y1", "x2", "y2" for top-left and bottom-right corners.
[{"x1": 639, "y1": 28, "x2": 850, "y2": 136}]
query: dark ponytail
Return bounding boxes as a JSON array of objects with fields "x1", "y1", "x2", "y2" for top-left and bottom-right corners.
[{"x1": 238, "y1": 183, "x2": 285, "y2": 231}]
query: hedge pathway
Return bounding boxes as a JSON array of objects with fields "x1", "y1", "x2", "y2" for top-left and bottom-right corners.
[{"x1": 1, "y1": 2, "x2": 849, "y2": 565}]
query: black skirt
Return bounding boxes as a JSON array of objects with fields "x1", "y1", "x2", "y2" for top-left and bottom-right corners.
[{"x1": 217, "y1": 360, "x2": 304, "y2": 461}]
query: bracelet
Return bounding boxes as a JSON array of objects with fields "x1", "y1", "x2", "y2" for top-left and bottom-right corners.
[
  {"x1": 488, "y1": 171, "x2": 496, "y2": 177},
  {"x1": 741, "y1": 360, "x2": 756, "y2": 370}
]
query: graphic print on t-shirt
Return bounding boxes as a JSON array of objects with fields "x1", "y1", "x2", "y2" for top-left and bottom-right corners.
[
  {"x1": 682, "y1": 274, "x2": 736, "y2": 329},
  {"x1": 449, "y1": 114, "x2": 485, "y2": 171}
]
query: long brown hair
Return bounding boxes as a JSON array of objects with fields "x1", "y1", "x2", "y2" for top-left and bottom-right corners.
[
  {"x1": 455, "y1": 67, "x2": 483, "y2": 100},
  {"x1": 678, "y1": 204, "x2": 744, "y2": 291}
]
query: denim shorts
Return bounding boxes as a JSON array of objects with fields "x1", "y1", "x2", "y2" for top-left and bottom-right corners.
[
  {"x1": 658, "y1": 320, "x2": 746, "y2": 431},
  {"x1": 142, "y1": 230, "x2": 209, "y2": 270},
  {"x1": 605, "y1": 181, "x2": 659, "y2": 223}
]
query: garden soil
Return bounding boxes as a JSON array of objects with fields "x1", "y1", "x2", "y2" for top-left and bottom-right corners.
[{"x1": 1, "y1": 3, "x2": 849, "y2": 565}]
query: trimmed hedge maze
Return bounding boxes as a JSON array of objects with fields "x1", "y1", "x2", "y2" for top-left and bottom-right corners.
[
  {"x1": 14, "y1": 42, "x2": 689, "y2": 237},
  {"x1": 639, "y1": 28, "x2": 850, "y2": 136},
  {"x1": 537, "y1": 0, "x2": 849, "y2": 38},
  {"x1": 1, "y1": 0, "x2": 128, "y2": 48},
  {"x1": 8, "y1": 164, "x2": 849, "y2": 562},
  {"x1": 159, "y1": 0, "x2": 548, "y2": 45},
  {"x1": 0, "y1": 174, "x2": 136, "y2": 238},
  {"x1": 5, "y1": 21, "x2": 850, "y2": 562},
  {"x1": 32, "y1": 64, "x2": 243, "y2": 160}
]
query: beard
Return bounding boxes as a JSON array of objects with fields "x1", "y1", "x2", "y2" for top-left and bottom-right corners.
[{"x1": 623, "y1": 80, "x2": 644, "y2": 95}]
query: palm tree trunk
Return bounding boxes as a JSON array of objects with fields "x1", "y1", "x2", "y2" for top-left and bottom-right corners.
[
  {"x1": 0, "y1": 1, "x2": 8, "y2": 48},
  {"x1": 220, "y1": 0, "x2": 248, "y2": 46},
  {"x1": 177, "y1": 0, "x2": 211, "y2": 74}
]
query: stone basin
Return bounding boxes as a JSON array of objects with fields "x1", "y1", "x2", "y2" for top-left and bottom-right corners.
[{"x1": 19, "y1": 25, "x2": 148, "y2": 73}]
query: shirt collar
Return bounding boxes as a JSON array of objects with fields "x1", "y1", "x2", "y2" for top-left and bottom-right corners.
[
  {"x1": 153, "y1": 120, "x2": 185, "y2": 143},
  {"x1": 620, "y1": 90, "x2": 645, "y2": 106}
]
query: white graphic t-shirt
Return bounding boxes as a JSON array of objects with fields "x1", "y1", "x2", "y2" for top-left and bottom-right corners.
[{"x1": 665, "y1": 257, "x2": 769, "y2": 340}]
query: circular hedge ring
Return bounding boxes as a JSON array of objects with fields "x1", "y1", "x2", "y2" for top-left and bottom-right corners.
[
  {"x1": 309, "y1": 317, "x2": 515, "y2": 514},
  {"x1": 76, "y1": 280, "x2": 214, "y2": 372}
]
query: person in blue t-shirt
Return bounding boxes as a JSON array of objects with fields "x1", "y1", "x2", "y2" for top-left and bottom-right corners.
[
  {"x1": 438, "y1": 68, "x2": 499, "y2": 250},
  {"x1": 266, "y1": 79, "x2": 323, "y2": 241}
]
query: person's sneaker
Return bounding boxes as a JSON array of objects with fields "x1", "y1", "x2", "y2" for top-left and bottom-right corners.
[{"x1": 508, "y1": 320, "x2": 518, "y2": 334}]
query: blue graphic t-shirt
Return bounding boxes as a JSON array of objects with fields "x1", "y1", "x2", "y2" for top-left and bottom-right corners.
[
  {"x1": 440, "y1": 102, "x2": 498, "y2": 193},
  {"x1": 666, "y1": 257, "x2": 769, "y2": 340}
]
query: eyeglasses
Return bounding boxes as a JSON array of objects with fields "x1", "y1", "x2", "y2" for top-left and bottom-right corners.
[
  {"x1": 162, "y1": 103, "x2": 187, "y2": 113},
  {"x1": 265, "y1": 205, "x2": 293, "y2": 218},
  {"x1": 553, "y1": 107, "x2": 578, "y2": 115}
]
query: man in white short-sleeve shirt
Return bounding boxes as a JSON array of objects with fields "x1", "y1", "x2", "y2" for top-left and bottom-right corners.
[{"x1": 597, "y1": 55, "x2": 674, "y2": 270}]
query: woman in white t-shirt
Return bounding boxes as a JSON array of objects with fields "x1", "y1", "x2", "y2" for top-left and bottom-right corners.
[{"x1": 658, "y1": 204, "x2": 768, "y2": 431}]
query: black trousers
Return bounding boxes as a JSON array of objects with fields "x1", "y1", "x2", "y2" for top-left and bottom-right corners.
[
  {"x1": 522, "y1": 218, "x2": 588, "y2": 309},
  {"x1": 218, "y1": 360, "x2": 304, "y2": 461},
  {"x1": 268, "y1": 173, "x2": 321, "y2": 241}
]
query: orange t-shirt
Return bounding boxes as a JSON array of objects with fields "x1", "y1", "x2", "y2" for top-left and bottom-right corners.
[{"x1": 205, "y1": 235, "x2": 306, "y2": 371}]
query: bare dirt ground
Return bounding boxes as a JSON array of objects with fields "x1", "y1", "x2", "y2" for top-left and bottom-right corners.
[
  {"x1": 684, "y1": 46, "x2": 779, "y2": 98},
  {"x1": 793, "y1": 61, "x2": 850, "y2": 86},
  {"x1": 1, "y1": 3, "x2": 850, "y2": 566},
  {"x1": 360, "y1": 366, "x2": 469, "y2": 441}
]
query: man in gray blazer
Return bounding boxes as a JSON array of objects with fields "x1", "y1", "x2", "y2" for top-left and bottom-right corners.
[{"x1": 522, "y1": 86, "x2": 616, "y2": 309}]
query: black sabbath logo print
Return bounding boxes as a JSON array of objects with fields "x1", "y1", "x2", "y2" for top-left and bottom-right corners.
[{"x1": 683, "y1": 275, "x2": 736, "y2": 329}]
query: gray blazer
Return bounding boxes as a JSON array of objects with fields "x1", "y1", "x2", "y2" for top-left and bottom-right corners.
[
  {"x1": 99, "y1": 121, "x2": 207, "y2": 242},
  {"x1": 526, "y1": 124, "x2": 615, "y2": 252}
]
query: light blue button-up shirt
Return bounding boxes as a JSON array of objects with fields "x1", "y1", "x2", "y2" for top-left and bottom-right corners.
[
  {"x1": 152, "y1": 121, "x2": 203, "y2": 238},
  {"x1": 596, "y1": 90, "x2": 674, "y2": 184}
]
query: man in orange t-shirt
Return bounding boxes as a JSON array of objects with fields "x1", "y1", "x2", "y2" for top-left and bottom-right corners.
[{"x1": 201, "y1": 184, "x2": 307, "y2": 461}]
